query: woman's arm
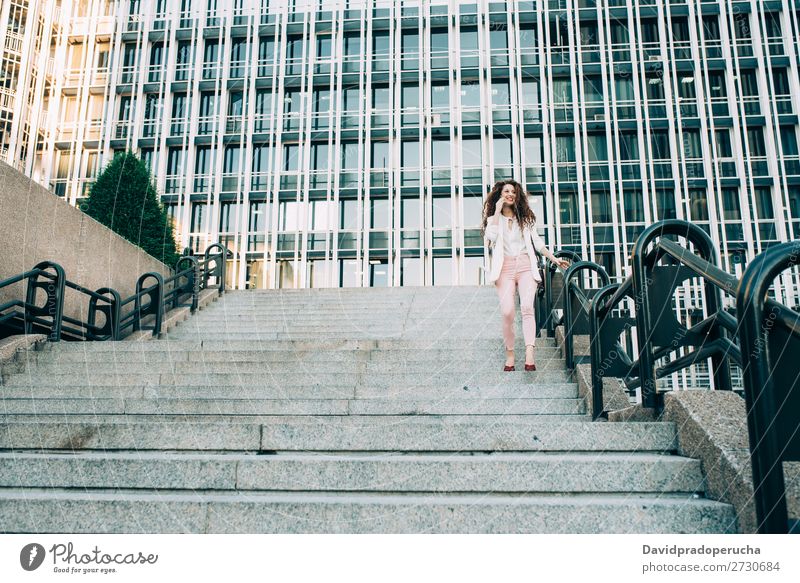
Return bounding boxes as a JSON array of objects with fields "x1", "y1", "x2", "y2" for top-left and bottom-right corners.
[{"x1": 531, "y1": 229, "x2": 570, "y2": 269}]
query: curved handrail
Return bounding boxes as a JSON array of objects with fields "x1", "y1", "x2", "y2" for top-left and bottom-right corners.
[
  {"x1": 203, "y1": 243, "x2": 229, "y2": 295},
  {"x1": 562, "y1": 261, "x2": 610, "y2": 370},
  {"x1": 542, "y1": 250, "x2": 583, "y2": 337},
  {"x1": 630, "y1": 219, "x2": 729, "y2": 407},
  {"x1": 0, "y1": 243, "x2": 227, "y2": 342},
  {"x1": 87, "y1": 287, "x2": 122, "y2": 340},
  {"x1": 737, "y1": 240, "x2": 800, "y2": 533},
  {"x1": 171, "y1": 256, "x2": 200, "y2": 312},
  {"x1": 133, "y1": 272, "x2": 165, "y2": 336},
  {"x1": 24, "y1": 261, "x2": 66, "y2": 341}
]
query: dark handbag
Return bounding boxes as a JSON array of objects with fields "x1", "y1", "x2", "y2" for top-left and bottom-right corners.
[{"x1": 535, "y1": 253, "x2": 546, "y2": 297}]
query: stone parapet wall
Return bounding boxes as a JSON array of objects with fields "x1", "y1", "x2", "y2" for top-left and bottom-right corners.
[{"x1": 0, "y1": 161, "x2": 170, "y2": 323}]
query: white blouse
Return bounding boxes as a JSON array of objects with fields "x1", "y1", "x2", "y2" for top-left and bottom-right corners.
[{"x1": 501, "y1": 217, "x2": 526, "y2": 257}]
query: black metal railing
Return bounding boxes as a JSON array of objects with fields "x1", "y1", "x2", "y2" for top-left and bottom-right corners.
[
  {"x1": 568, "y1": 218, "x2": 799, "y2": 533},
  {"x1": 0, "y1": 244, "x2": 228, "y2": 342},
  {"x1": 0, "y1": 262, "x2": 65, "y2": 341},
  {"x1": 737, "y1": 241, "x2": 800, "y2": 534},
  {"x1": 578, "y1": 220, "x2": 739, "y2": 417},
  {"x1": 540, "y1": 250, "x2": 582, "y2": 337}
]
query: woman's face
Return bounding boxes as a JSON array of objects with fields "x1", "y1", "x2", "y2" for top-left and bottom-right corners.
[{"x1": 499, "y1": 184, "x2": 516, "y2": 208}]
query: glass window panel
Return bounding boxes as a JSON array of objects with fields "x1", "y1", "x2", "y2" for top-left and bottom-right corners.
[
  {"x1": 371, "y1": 142, "x2": 389, "y2": 168},
  {"x1": 372, "y1": 86, "x2": 390, "y2": 110},
  {"x1": 223, "y1": 146, "x2": 240, "y2": 173},
  {"x1": 401, "y1": 257, "x2": 421, "y2": 286},
  {"x1": 463, "y1": 195, "x2": 482, "y2": 227},
  {"x1": 401, "y1": 198, "x2": 420, "y2": 229},
  {"x1": 283, "y1": 144, "x2": 299, "y2": 171},
  {"x1": 689, "y1": 189, "x2": 709, "y2": 221},
  {"x1": 462, "y1": 138, "x2": 482, "y2": 166},
  {"x1": 252, "y1": 145, "x2": 271, "y2": 173},
  {"x1": 491, "y1": 82, "x2": 509, "y2": 107},
  {"x1": 747, "y1": 127, "x2": 766, "y2": 157},
  {"x1": 722, "y1": 188, "x2": 741, "y2": 220},
  {"x1": 431, "y1": 83, "x2": 449, "y2": 108},
  {"x1": 524, "y1": 137, "x2": 542, "y2": 166},
  {"x1": 650, "y1": 131, "x2": 670, "y2": 159},
  {"x1": 623, "y1": 189, "x2": 644, "y2": 222},
  {"x1": 432, "y1": 140, "x2": 450, "y2": 167},
  {"x1": 312, "y1": 143, "x2": 329, "y2": 171},
  {"x1": 715, "y1": 129, "x2": 732, "y2": 158},
  {"x1": 493, "y1": 137, "x2": 512, "y2": 166},
  {"x1": 249, "y1": 201, "x2": 267, "y2": 231},
  {"x1": 682, "y1": 130, "x2": 702, "y2": 158},
  {"x1": 461, "y1": 81, "x2": 481, "y2": 108},
  {"x1": 402, "y1": 141, "x2": 420, "y2": 167},
  {"x1": 556, "y1": 135, "x2": 576, "y2": 163},
  {"x1": 339, "y1": 259, "x2": 359, "y2": 288},
  {"x1": 587, "y1": 135, "x2": 608, "y2": 162},
  {"x1": 489, "y1": 29, "x2": 508, "y2": 50},
  {"x1": 433, "y1": 257, "x2": 452, "y2": 286},
  {"x1": 619, "y1": 132, "x2": 639, "y2": 160},
  {"x1": 310, "y1": 200, "x2": 332, "y2": 230},
  {"x1": 781, "y1": 126, "x2": 799, "y2": 156},
  {"x1": 655, "y1": 189, "x2": 677, "y2": 220},
  {"x1": 339, "y1": 199, "x2": 359, "y2": 229},
  {"x1": 341, "y1": 143, "x2": 359, "y2": 169},
  {"x1": 402, "y1": 85, "x2": 419, "y2": 109},
  {"x1": 460, "y1": 28, "x2": 478, "y2": 51},
  {"x1": 432, "y1": 197, "x2": 452, "y2": 228},
  {"x1": 279, "y1": 200, "x2": 300, "y2": 230},
  {"x1": 431, "y1": 29, "x2": 448, "y2": 52},
  {"x1": 755, "y1": 187, "x2": 774, "y2": 219},
  {"x1": 370, "y1": 198, "x2": 389, "y2": 229}
]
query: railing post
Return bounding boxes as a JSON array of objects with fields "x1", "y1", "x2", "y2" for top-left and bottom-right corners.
[
  {"x1": 175, "y1": 256, "x2": 200, "y2": 312},
  {"x1": 589, "y1": 284, "x2": 620, "y2": 420},
  {"x1": 88, "y1": 288, "x2": 122, "y2": 340},
  {"x1": 203, "y1": 244, "x2": 229, "y2": 295},
  {"x1": 25, "y1": 261, "x2": 65, "y2": 342},
  {"x1": 737, "y1": 241, "x2": 800, "y2": 534},
  {"x1": 562, "y1": 261, "x2": 610, "y2": 370},
  {"x1": 134, "y1": 272, "x2": 165, "y2": 336},
  {"x1": 544, "y1": 250, "x2": 581, "y2": 337},
  {"x1": 631, "y1": 219, "x2": 722, "y2": 410}
]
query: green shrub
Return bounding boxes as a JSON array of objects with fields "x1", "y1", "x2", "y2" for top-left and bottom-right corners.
[{"x1": 84, "y1": 151, "x2": 179, "y2": 267}]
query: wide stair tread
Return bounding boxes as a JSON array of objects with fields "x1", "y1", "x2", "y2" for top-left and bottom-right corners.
[{"x1": 0, "y1": 286, "x2": 735, "y2": 533}]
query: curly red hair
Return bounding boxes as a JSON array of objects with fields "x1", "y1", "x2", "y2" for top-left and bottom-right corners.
[{"x1": 481, "y1": 180, "x2": 536, "y2": 234}]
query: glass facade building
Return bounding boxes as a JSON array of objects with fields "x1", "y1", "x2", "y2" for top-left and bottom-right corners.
[{"x1": 3, "y1": 0, "x2": 800, "y2": 294}]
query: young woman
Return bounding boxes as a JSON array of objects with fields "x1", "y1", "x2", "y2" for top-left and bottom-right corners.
[{"x1": 482, "y1": 180, "x2": 569, "y2": 371}]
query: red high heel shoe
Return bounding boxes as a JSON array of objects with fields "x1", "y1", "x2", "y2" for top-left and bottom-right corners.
[
  {"x1": 503, "y1": 365, "x2": 515, "y2": 372},
  {"x1": 524, "y1": 363, "x2": 536, "y2": 371}
]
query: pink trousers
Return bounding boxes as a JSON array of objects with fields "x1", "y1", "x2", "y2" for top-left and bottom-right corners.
[{"x1": 495, "y1": 253, "x2": 538, "y2": 351}]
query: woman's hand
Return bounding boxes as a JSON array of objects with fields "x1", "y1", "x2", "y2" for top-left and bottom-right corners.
[
  {"x1": 554, "y1": 258, "x2": 570, "y2": 270},
  {"x1": 493, "y1": 198, "x2": 505, "y2": 216}
]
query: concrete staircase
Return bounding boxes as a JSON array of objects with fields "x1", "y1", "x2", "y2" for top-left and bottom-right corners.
[{"x1": 0, "y1": 286, "x2": 737, "y2": 533}]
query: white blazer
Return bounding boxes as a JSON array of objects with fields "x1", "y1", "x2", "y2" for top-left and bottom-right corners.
[{"x1": 484, "y1": 217, "x2": 548, "y2": 284}]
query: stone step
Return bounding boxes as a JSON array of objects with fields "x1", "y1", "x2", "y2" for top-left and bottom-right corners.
[
  {"x1": 0, "y1": 490, "x2": 736, "y2": 533},
  {"x1": 163, "y1": 332, "x2": 534, "y2": 341},
  {"x1": 0, "y1": 451, "x2": 703, "y2": 494},
  {"x1": 171, "y1": 324, "x2": 514, "y2": 334},
  {"x1": 28, "y1": 346, "x2": 564, "y2": 364},
  {"x1": 0, "y1": 397, "x2": 586, "y2": 416},
  {"x1": 5, "y1": 357, "x2": 567, "y2": 376},
  {"x1": 45, "y1": 337, "x2": 558, "y2": 352},
  {"x1": 0, "y1": 383, "x2": 580, "y2": 400},
  {"x1": 0, "y1": 418, "x2": 676, "y2": 452},
  {"x1": 3, "y1": 370, "x2": 572, "y2": 387}
]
